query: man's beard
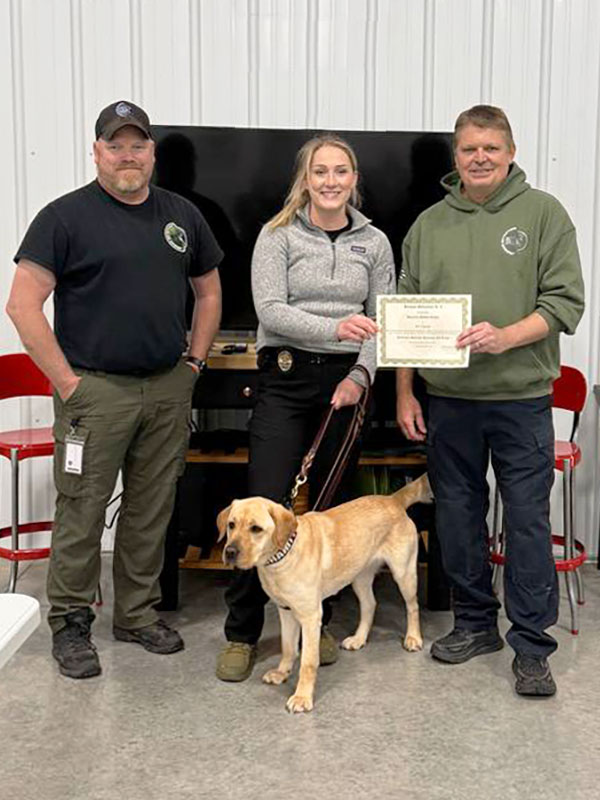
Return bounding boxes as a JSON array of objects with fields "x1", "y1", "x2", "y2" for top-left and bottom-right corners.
[{"x1": 113, "y1": 169, "x2": 146, "y2": 194}]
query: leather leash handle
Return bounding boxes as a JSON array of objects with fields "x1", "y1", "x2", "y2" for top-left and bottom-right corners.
[
  {"x1": 287, "y1": 365, "x2": 371, "y2": 511},
  {"x1": 313, "y1": 365, "x2": 371, "y2": 511}
]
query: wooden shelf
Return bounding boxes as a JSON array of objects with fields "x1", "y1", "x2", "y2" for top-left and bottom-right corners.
[
  {"x1": 206, "y1": 340, "x2": 257, "y2": 371},
  {"x1": 186, "y1": 447, "x2": 250, "y2": 464},
  {"x1": 358, "y1": 453, "x2": 426, "y2": 467},
  {"x1": 180, "y1": 544, "x2": 232, "y2": 570},
  {"x1": 186, "y1": 447, "x2": 426, "y2": 468}
]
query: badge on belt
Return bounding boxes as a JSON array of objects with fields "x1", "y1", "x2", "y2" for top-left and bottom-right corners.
[{"x1": 277, "y1": 349, "x2": 294, "y2": 373}]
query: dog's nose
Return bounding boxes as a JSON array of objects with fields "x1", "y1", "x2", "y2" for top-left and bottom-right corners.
[{"x1": 224, "y1": 544, "x2": 239, "y2": 564}]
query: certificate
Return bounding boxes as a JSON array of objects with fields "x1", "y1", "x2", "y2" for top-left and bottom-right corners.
[{"x1": 377, "y1": 294, "x2": 472, "y2": 368}]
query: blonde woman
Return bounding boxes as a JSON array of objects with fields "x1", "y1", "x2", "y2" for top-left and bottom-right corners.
[{"x1": 216, "y1": 134, "x2": 395, "y2": 682}]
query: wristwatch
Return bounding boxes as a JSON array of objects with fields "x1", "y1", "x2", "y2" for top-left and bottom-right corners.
[{"x1": 185, "y1": 356, "x2": 207, "y2": 374}]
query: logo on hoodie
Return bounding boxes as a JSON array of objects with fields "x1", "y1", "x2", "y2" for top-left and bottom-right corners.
[{"x1": 501, "y1": 227, "x2": 528, "y2": 256}]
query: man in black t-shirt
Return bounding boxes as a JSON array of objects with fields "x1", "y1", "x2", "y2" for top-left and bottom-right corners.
[{"x1": 7, "y1": 100, "x2": 223, "y2": 679}]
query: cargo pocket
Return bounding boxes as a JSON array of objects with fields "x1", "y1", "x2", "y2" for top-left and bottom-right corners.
[{"x1": 53, "y1": 415, "x2": 91, "y2": 498}]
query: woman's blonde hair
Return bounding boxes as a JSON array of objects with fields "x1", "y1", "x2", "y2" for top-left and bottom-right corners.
[{"x1": 267, "y1": 133, "x2": 361, "y2": 230}]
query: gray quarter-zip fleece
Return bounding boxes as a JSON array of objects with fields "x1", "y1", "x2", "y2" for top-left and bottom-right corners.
[{"x1": 251, "y1": 205, "x2": 395, "y2": 383}]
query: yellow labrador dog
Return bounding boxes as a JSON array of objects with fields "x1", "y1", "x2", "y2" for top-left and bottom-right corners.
[{"x1": 216, "y1": 473, "x2": 432, "y2": 713}]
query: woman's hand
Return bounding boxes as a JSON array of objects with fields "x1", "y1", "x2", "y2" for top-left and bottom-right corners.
[
  {"x1": 330, "y1": 377, "x2": 364, "y2": 409},
  {"x1": 336, "y1": 314, "x2": 378, "y2": 342}
]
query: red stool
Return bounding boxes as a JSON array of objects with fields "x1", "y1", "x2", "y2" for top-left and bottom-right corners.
[
  {"x1": 0, "y1": 354, "x2": 54, "y2": 592},
  {"x1": 490, "y1": 365, "x2": 588, "y2": 634}
]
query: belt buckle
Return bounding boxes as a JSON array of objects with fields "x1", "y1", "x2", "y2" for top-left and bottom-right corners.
[{"x1": 277, "y1": 349, "x2": 294, "y2": 373}]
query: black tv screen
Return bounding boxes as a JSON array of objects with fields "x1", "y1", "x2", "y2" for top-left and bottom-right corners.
[{"x1": 152, "y1": 126, "x2": 453, "y2": 332}]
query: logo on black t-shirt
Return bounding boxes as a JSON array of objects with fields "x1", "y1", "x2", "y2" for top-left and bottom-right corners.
[{"x1": 164, "y1": 222, "x2": 188, "y2": 253}]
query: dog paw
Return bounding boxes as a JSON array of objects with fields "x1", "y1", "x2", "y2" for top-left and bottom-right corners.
[
  {"x1": 286, "y1": 693, "x2": 314, "y2": 713},
  {"x1": 403, "y1": 634, "x2": 423, "y2": 652},
  {"x1": 262, "y1": 669, "x2": 290, "y2": 685},
  {"x1": 341, "y1": 634, "x2": 366, "y2": 651}
]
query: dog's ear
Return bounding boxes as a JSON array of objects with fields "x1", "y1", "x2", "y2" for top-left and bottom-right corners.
[
  {"x1": 216, "y1": 504, "x2": 232, "y2": 541},
  {"x1": 269, "y1": 502, "x2": 297, "y2": 549}
]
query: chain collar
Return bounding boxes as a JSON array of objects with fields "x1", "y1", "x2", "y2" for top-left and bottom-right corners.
[{"x1": 264, "y1": 529, "x2": 298, "y2": 566}]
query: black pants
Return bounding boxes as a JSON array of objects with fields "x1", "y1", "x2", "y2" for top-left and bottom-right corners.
[
  {"x1": 224, "y1": 349, "x2": 364, "y2": 644},
  {"x1": 426, "y1": 395, "x2": 558, "y2": 657}
]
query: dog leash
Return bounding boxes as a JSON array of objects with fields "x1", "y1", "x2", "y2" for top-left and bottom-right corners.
[{"x1": 287, "y1": 364, "x2": 372, "y2": 512}]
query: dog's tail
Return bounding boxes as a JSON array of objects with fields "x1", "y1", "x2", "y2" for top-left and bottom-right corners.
[{"x1": 392, "y1": 473, "x2": 433, "y2": 510}]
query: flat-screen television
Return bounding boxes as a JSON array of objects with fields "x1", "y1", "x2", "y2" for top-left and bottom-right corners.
[
  {"x1": 152, "y1": 126, "x2": 453, "y2": 331},
  {"x1": 152, "y1": 126, "x2": 453, "y2": 446}
]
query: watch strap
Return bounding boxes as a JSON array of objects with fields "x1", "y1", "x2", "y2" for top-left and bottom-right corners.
[{"x1": 185, "y1": 356, "x2": 207, "y2": 373}]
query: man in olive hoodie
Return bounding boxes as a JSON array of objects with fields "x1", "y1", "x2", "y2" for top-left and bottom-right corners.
[{"x1": 396, "y1": 105, "x2": 584, "y2": 697}]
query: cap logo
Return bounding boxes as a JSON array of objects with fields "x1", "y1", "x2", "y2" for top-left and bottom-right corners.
[
  {"x1": 115, "y1": 102, "x2": 134, "y2": 118},
  {"x1": 164, "y1": 222, "x2": 188, "y2": 253},
  {"x1": 501, "y1": 227, "x2": 528, "y2": 256}
]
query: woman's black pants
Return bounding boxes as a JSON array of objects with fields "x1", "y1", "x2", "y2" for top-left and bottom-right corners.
[{"x1": 224, "y1": 350, "x2": 365, "y2": 644}]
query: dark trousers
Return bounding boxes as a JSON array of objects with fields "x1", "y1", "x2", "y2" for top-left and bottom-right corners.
[
  {"x1": 224, "y1": 350, "x2": 363, "y2": 644},
  {"x1": 426, "y1": 395, "x2": 558, "y2": 658}
]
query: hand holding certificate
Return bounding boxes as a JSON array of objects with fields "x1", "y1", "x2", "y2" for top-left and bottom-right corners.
[{"x1": 377, "y1": 294, "x2": 472, "y2": 368}]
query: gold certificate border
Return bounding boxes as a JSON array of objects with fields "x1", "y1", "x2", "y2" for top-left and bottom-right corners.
[{"x1": 378, "y1": 295, "x2": 470, "y2": 367}]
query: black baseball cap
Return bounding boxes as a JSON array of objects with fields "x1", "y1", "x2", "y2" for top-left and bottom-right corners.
[{"x1": 95, "y1": 100, "x2": 152, "y2": 140}]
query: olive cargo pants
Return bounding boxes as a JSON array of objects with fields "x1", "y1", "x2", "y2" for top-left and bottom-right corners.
[{"x1": 47, "y1": 361, "x2": 197, "y2": 633}]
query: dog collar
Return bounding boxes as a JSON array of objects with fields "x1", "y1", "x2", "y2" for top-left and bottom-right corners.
[{"x1": 264, "y1": 529, "x2": 298, "y2": 566}]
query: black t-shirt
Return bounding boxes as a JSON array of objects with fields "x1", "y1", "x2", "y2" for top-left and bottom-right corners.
[
  {"x1": 14, "y1": 181, "x2": 223, "y2": 373},
  {"x1": 324, "y1": 217, "x2": 352, "y2": 241}
]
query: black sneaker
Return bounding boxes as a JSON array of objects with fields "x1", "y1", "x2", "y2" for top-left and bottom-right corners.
[
  {"x1": 512, "y1": 654, "x2": 556, "y2": 697},
  {"x1": 52, "y1": 608, "x2": 101, "y2": 679},
  {"x1": 431, "y1": 627, "x2": 504, "y2": 664},
  {"x1": 113, "y1": 619, "x2": 184, "y2": 654}
]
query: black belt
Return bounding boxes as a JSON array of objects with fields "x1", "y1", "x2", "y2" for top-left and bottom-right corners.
[
  {"x1": 76, "y1": 362, "x2": 178, "y2": 378},
  {"x1": 258, "y1": 347, "x2": 356, "y2": 369}
]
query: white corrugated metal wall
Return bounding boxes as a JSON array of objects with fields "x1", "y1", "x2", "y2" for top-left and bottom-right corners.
[{"x1": 1, "y1": 0, "x2": 599, "y2": 557}]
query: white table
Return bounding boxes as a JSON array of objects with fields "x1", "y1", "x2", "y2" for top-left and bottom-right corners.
[{"x1": 0, "y1": 593, "x2": 41, "y2": 669}]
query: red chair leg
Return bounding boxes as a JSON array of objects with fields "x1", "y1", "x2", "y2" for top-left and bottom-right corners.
[
  {"x1": 575, "y1": 570, "x2": 585, "y2": 606},
  {"x1": 491, "y1": 484, "x2": 503, "y2": 593},
  {"x1": 562, "y1": 460, "x2": 580, "y2": 634},
  {"x1": 2, "y1": 448, "x2": 53, "y2": 592},
  {"x1": 563, "y1": 572, "x2": 578, "y2": 634},
  {"x1": 7, "y1": 450, "x2": 20, "y2": 593}
]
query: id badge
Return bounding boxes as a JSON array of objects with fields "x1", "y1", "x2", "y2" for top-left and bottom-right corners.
[{"x1": 64, "y1": 431, "x2": 86, "y2": 475}]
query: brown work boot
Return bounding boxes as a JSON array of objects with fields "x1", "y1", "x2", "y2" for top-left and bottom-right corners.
[
  {"x1": 319, "y1": 626, "x2": 339, "y2": 666},
  {"x1": 216, "y1": 642, "x2": 257, "y2": 682}
]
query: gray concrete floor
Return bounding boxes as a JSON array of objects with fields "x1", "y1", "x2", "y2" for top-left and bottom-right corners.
[{"x1": 1, "y1": 558, "x2": 600, "y2": 800}]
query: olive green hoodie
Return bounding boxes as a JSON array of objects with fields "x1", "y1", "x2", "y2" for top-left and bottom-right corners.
[{"x1": 399, "y1": 163, "x2": 585, "y2": 400}]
